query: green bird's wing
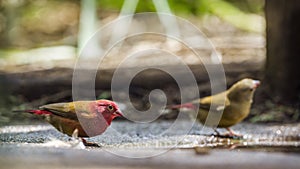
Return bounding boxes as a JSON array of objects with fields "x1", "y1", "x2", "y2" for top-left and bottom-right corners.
[{"x1": 197, "y1": 91, "x2": 230, "y2": 112}]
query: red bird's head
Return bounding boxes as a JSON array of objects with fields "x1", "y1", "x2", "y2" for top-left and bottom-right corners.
[{"x1": 95, "y1": 100, "x2": 123, "y2": 125}]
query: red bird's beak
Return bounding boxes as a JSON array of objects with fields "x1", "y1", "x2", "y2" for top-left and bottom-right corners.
[
  {"x1": 253, "y1": 80, "x2": 261, "y2": 89},
  {"x1": 114, "y1": 109, "x2": 124, "y2": 117}
]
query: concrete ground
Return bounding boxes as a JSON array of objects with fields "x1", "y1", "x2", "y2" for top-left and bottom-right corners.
[{"x1": 0, "y1": 121, "x2": 300, "y2": 169}]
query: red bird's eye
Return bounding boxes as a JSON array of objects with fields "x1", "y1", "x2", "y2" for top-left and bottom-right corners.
[{"x1": 107, "y1": 105, "x2": 114, "y2": 111}]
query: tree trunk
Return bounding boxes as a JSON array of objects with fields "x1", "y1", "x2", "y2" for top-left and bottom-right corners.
[{"x1": 265, "y1": 0, "x2": 300, "y2": 104}]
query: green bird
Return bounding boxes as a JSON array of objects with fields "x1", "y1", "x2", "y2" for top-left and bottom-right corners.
[{"x1": 169, "y1": 78, "x2": 260, "y2": 137}]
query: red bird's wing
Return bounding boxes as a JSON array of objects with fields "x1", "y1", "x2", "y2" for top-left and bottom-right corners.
[
  {"x1": 39, "y1": 102, "x2": 78, "y2": 120},
  {"x1": 40, "y1": 101, "x2": 110, "y2": 137}
]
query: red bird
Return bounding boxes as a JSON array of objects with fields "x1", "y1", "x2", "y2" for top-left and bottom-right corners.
[{"x1": 17, "y1": 100, "x2": 123, "y2": 146}]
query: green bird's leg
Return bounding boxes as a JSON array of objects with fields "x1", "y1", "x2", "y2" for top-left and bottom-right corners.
[
  {"x1": 213, "y1": 128, "x2": 221, "y2": 136},
  {"x1": 225, "y1": 127, "x2": 243, "y2": 137}
]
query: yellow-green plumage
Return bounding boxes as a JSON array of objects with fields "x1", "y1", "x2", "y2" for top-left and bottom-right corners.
[{"x1": 172, "y1": 78, "x2": 260, "y2": 136}]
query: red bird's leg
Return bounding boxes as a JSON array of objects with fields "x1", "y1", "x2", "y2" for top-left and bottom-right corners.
[
  {"x1": 71, "y1": 129, "x2": 100, "y2": 147},
  {"x1": 72, "y1": 129, "x2": 79, "y2": 138}
]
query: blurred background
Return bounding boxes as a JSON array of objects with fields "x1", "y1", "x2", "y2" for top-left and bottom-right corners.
[
  {"x1": 0, "y1": 0, "x2": 265, "y2": 48},
  {"x1": 0, "y1": 0, "x2": 299, "y2": 126}
]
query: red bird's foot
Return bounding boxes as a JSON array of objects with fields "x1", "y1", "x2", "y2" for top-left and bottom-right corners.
[
  {"x1": 81, "y1": 138, "x2": 101, "y2": 147},
  {"x1": 71, "y1": 129, "x2": 100, "y2": 147}
]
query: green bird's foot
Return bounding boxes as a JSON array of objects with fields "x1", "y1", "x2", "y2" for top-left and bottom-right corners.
[
  {"x1": 223, "y1": 127, "x2": 243, "y2": 139},
  {"x1": 212, "y1": 128, "x2": 244, "y2": 139}
]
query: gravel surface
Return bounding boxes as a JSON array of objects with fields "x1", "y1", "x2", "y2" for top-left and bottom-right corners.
[
  {"x1": 0, "y1": 121, "x2": 300, "y2": 168},
  {"x1": 1, "y1": 121, "x2": 300, "y2": 146}
]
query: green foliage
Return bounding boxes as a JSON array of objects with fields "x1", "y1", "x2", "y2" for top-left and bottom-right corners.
[
  {"x1": 225, "y1": 0, "x2": 264, "y2": 14},
  {"x1": 95, "y1": 0, "x2": 264, "y2": 33},
  {"x1": 167, "y1": 0, "x2": 199, "y2": 15},
  {"x1": 97, "y1": 91, "x2": 111, "y2": 100},
  {"x1": 0, "y1": 94, "x2": 34, "y2": 126},
  {"x1": 96, "y1": 0, "x2": 264, "y2": 15},
  {"x1": 97, "y1": 0, "x2": 156, "y2": 12},
  {"x1": 198, "y1": 0, "x2": 265, "y2": 33},
  {"x1": 97, "y1": 0, "x2": 124, "y2": 11},
  {"x1": 135, "y1": 0, "x2": 156, "y2": 12},
  {"x1": 250, "y1": 101, "x2": 300, "y2": 123}
]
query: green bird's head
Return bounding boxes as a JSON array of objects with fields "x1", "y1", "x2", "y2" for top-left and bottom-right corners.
[{"x1": 227, "y1": 78, "x2": 260, "y2": 102}]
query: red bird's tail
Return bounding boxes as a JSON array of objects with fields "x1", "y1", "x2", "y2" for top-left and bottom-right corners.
[{"x1": 13, "y1": 109, "x2": 52, "y2": 115}]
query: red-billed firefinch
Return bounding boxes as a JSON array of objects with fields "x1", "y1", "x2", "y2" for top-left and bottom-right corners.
[{"x1": 16, "y1": 99, "x2": 123, "y2": 145}]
